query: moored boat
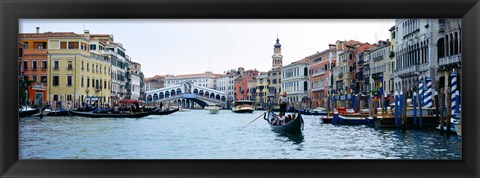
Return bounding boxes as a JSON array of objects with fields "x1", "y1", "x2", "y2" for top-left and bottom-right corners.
[
  {"x1": 69, "y1": 108, "x2": 159, "y2": 118},
  {"x1": 45, "y1": 108, "x2": 70, "y2": 116},
  {"x1": 366, "y1": 114, "x2": 438, "y2": 128},
  {"x1": 231, "y1": 100, "x2": 255, "y2": 113},
  {"x1": 264, "y1": 110, "x2": 303, "y2": 134},
  {"x1": 296, "y1": 107, "x2": 328, "y2": 116},
  {"x1": 334, "y1": 113, "x2": 370, "y2": 125},
  {"x1": 19, "y1": 106, "x2": 40, "y2": 118}
]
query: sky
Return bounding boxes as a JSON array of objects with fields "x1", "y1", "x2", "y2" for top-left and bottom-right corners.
[{"x1": 20, "y1": 19, "x2": 395, "y2": 78}]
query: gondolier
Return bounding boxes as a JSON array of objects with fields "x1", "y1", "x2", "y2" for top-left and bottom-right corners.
[{"x1": 279, "y1": 92, "x2": 288, "y2": 114}]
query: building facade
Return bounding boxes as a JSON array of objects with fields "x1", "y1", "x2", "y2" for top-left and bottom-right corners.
[
  {"x1": 267, "y1": 38, "x2": 283, "y2": 106},
  {"x1": 127, "y1": 61, "x2": 144, "y2": 100},
  {"x1": 281, "y1": 58, "x2": 309, "y2": 107},
  {"x1": 145, "y1": 75, "x2": 166, "y2": 91},
  {"x1": 255, "y1": 72, "x2": 269, "y2": 108},
  {"x1": 164, "y1": 72, "x2": 221, "y2": 89},
  {"x1": 308, "y1": 48, "x2": 336, "y2": 108}
]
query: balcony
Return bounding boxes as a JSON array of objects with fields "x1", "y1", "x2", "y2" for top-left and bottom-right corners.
[
  {"x1": 439, "y1": 54, "x2": 461, "y2": 66},
  {"x1": 395, "y1": 65, "x2": 419, "y2": 77},
  {"x1": 419, "y1": 63, "x2": 429, "y2": 72},
  {"x1": 31, "y1": 82, "x2": 47, "y2": 90},
  {"x1": 312, "y1": 70, "x2": 325, "y2": 77},
  {"x1": 311, "y1": 86, "x2": 325, "y2": 92}
]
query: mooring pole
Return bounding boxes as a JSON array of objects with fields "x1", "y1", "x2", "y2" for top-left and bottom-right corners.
[
  {"x1": 413, "y1": 91, "x2": 417, "y2": 127},
  {"x1": 394, "y1": 91, "x2": 398, "y2": 127}
]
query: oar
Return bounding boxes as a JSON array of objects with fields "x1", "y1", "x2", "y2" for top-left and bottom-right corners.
[{"x1": 243, "y1": 109, "x2": 271, "y2": 128}]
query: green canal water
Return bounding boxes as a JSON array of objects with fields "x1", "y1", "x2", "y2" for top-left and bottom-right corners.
[{"x1": 19, "y1": 110, "x2": 461, "y2": 159}]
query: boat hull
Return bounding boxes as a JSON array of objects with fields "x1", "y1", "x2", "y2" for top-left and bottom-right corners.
[
  {"x1": 19, "y1": 109, "x2": 40, "y2": 118},
  {"x1": 232, "y1": 109, "x2": 254, "y2": 113},
  {"x1": 266, "y1": 111, "x2": 303, "y2": 134},
  {"x1": 152, "y1": 108, "x2": 180, "y2": 115},
  {"x1": 334, "y1": 114, "x2": 370, "y2": 125},
  {"x1": 69, "y1": 109, "x2": 158, "y2": 118},
  {"x1": 366, "y1": 115, "x2": 438, "y2": 128},
  {"x1": 207, "y1": 109, "x2": 219, "y2": 114}
]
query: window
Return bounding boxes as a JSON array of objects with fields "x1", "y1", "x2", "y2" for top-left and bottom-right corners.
[
  {"x1": 104, "y1": 67, "x2": 106, "y2": 74},
  {"x1": 90, "y1": 44, "x2": 96, "y2": 50},
  {"x1": 60, "y1": 42, "x2": 67, "y2": 49},
  {"x1": 53, "y1": 76, "x2": 59, "y2": 86},
  {"x1": 24, "y1": 42, "x2": 28, "y2": 49},
  {"x1": 104, "y1": 81, "x2": 107, "y2": 89},
  {"x1": 41, "y1": 75, "x2": 47, "y2": 83},
  {"x1": 67, "y1": 76, "x2": 72, "y2": 86},
  {"x1": 92, "y1": 64, "x2": 94, "y2": 73},
  {"x1": 99, "y1": 65, "x2": 102, "y2": 73},
  {"x1": 67, "y1": 95, "x2": 72, "y2": 101},
  {"x1": 54, "y1": 61, "x2": 59, "y2": 70},
  {"x1": 23, "y1": 75, "x2": 28, "y2": 82},
  {"x1": 87, "y1": 78, "x2": 90, "y2": 87},
  {"x1": 53, "y1": 95, "x2": 58, "y2": 101},
  {"x1": 96, "y1": 80, "x2": 99, "y2": 90},
  {"x1": 92, "y1": 78, "x2": 95, "y2": 88},
  {"x1": 67, "y1": 61, "x2": 73, "y2": 70},
  {"x1": 23, "y1": 60, "x2": 28, "y2": 70},
  {"x1": 32, "y1": 75, "x2": 37, "y2": 82},
  {"x1": 68, "y1": 42, "x2": 79, "y2": 49},
  {"x1": 33, "y1": 42, "x2": 47, "y2": 49},
  {"x1": 81, "y1": 76, "x2": 84, "y2": 87},
  {"x1": 41, "y1": 60, "x2": 47, "y2": 70},
  {"x1": 32, "y1": 60, "x2": 38, "y2": 70},
  {"x1": 81, "y1": 61, "x2": 84, "y2": 70},
  {"x1": 87, "y1": 63, "x2": 89, "y2": 71}
]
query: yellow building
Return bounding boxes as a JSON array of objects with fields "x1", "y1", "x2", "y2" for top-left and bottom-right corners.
[
  {"x1": 46, "y1": 32, "x2": 111, "y2": 108},
  {"x1": 255, "y1": 72, "x2": 269, "y2": 109}
]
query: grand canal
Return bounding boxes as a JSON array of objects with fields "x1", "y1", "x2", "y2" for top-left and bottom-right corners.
[{"x1": 19, "y1": 110, "x2": 461, "y2": 159}]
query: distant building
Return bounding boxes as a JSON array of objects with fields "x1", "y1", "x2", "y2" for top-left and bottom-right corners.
[
  {"x1": 234, "y1": 68, "x2": 259, "y2": 101},
  {"x1": 255, "y1": 72, "x2": 269, "y2": 108},
  {"x1": 267, "y1": 37, "x2": 283, "y2": 106},
  {"x1": 145, "y1": 75, "x2": 166, "y2": 91},
  {"x1": 308, "y1": 47, "x2": 336, "y2": 108},
  {"x1": 215, "y1": 69, "x2": 240, "y2": 105},
  {"x1": 163, "y1": 72, "x2": 222, "y2": 89},
  {"x1": 127, "y1": 61, "x2": 144, "y2": 100}
]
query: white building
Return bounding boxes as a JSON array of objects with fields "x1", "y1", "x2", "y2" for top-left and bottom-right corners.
[
  {"x1": 164, "y1": 72, "x2": 222, "y2": 89},
  {"x1": 215, "y1": 69, "x2": 239, "y2": 102},
  {"x1": 281, "y1": 58, "x2": 310, "y2": 104},
  {"x1": 393, "y1": 19, "x2": 443, "y2": 97},
  {"x1": 128, "y1": 61, "x2": 144, "y2": 100}
]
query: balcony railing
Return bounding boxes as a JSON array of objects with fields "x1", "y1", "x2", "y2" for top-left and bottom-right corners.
[
  {"x1": 439, "y1": 54, "x2": 461, "y2": 66},
  {"x1": 395, "y1": 65, "x2": 419, "y2": 77},
  {"x1": 419, "y1": 63, "x2": 429, "y2": 72},
  {"x1": 31, "y1": 82, "x2": 47, "y2": 90},
  {"x1": 312, "y1": 70, "x2": 325, "y2": 77}
]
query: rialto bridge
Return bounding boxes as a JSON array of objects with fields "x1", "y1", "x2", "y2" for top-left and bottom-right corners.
[{"x1": 145, "y1": 81, "x2": 227, "y2": 108}]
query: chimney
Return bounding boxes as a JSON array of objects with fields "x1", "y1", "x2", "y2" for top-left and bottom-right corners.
[
  {"x1": 84, "y1": 30, "x2": 90, "y2": 38},
  {"x1": 36, "y1": 27, "x2": 39, "y2": 34}
]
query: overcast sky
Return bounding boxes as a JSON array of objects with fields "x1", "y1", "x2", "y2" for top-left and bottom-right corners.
[{"x1": 20, "y1": 19, "x2": 394, "y2": 78}]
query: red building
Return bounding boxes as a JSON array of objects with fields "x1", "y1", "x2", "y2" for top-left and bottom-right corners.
[
  {"x1": 234, "y1": 69, "x2": 259, "y2": 101},
  {"x1": 308, "y1": 48, "x2": 336, "y2": 108},
  {"x1": 19, "y1": 29, "x2": 48, "y2": 106}
]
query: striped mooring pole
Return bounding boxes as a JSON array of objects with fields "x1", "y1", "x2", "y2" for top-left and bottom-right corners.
[
  {"x1": 450, "y1": 71, "x2": 459, "y2": 115},
  {"x1": 424, "y1": 77, "x2": 433, "y2": 108},
  {"x1": 418, "y1": 80, "x2": 423, "y2": 128},
  {"x1": 394, "y1": 91, "x2": 399, "y2": 127},
  {"x1": 413, "y1": 91, "x2": 417, "y2": 125}
]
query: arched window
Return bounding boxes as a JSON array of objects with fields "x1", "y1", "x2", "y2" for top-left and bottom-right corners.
[
  {"x1": 454, "y1": 32, "x2": 459, "y2": 55},
  {"x1": 304, "y1": 67, "x2": 308, "y2": 76},
  {"x1": 304, "y1": 81, "x2": 308, "y2": 91}
]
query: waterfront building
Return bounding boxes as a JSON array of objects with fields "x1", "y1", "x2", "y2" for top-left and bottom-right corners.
[
  {"x1": 255, "y1": 72, "x2": 269, "y2": 108},
  {"x1": 281, "y1": 58, "x2": 309, "y2": 108},
  {"x1": 216, "y1": 69, "x2": 240, "y2": 106},
  {"x1": 164, "y1": 72, "x2": 222, "y2": 89},
  {"x1": 145, "y1": 75, "x2": 166, "y2": 91},
  {"x1": 393, "y1": 19, "x2": 443, "y2": 99},
  {"x1": 18, "y1": 28, "x2": 48, "y2": 106},
  {"x1": 234, "y1": 68, "x2": 259, "y2": 101},
  {"x1": 308, "y1": 47, "x2": 336, "y2": 108},
  {"x1": 353, "y1": 43, "x2": 375, "y2": 94},
  {"x1": 89, "y1": 33, "x2": 129, "y2": 104},
  {"x1": 436, "y1": 19, "x2": 462, "y2": 111},
  {"x1": 366, "y1": 40, "x2": 393, "y2": 98},
  {"x1": 388, "y1": 26, "x2": 397, "y2": 97},
  {"x1": 127, "y1": 61, "x2": 145, "y2": 100},
  {"x1": 267, "y1": 37, "x2": 283, "y2": 106},
  {"x1": 45, "y1": 31, "x2": 111, "y2": 108}
]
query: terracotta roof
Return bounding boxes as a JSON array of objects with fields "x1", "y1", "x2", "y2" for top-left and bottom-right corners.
[{"x1": 165, "y1": 73, "x2": 223, "y2": 79}]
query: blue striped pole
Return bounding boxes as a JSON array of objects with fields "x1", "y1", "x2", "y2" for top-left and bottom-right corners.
[
  {"x1": 456, "y1": 90, "x2": 460, "y2": 114},
  {"x1": 450, "y1": 71, "x2": 458, "y2": 114},
  {"x1": 380, "y1": 77, "x2": 384, "y2": 109},
  {"x1": 394, "y1": 91, "x2": 399, "y2": 127},
  {"x1": 418, "y1": 81, "x2": 423, "y2": 128},
  {"x1": 413, "y1": 91, "x2": 417, "y2": 125},
  {"x1": 424, "y1": 78, "x2": 433, "y2": 108},
  {"x1": 399, "y1": 91, "x2": 404, "y2": 127}
]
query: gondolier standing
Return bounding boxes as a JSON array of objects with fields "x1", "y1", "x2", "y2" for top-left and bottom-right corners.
[{"x1": 279, "y1": 92, "x2": 288, "y2": 115}]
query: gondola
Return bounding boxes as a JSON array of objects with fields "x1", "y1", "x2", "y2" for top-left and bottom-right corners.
[
  {"x1": 295, "y1": 108, "x2": 328, "y2": 116},
  {"x1": 69, "y1": 108, "x2": 159, "y2": 118},
  {"x1": 152, "y1": 108, "x2": 179, "y2": 115},
  {"x1": 45, "y1": 108, "x2": 70, "y2": 116},
  {"x1": 19, "y1": 106, "x2": 40, "y2": 118},
  {"x1": 264, "y1": 110, "x2": 304, "y2": 134}
]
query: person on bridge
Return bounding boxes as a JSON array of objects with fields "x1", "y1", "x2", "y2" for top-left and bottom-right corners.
[
  {"x1": 160, "y1": 102, "x2": 164, "y2": 111},
  {"x1": 279, "y1": 92, "x2": 288, "y2": 115}
]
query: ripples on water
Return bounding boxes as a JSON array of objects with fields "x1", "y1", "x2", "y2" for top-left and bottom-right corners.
[{"x1": 19, "y1": 110, "x2": 461, "y2": 159}]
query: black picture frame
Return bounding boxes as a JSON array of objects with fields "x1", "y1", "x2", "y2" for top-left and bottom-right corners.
[{"x1": 1, "y1": 0, "x2": 479, "y2": 177}]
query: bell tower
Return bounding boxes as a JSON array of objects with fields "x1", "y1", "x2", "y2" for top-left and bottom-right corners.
[{"x1": 272, "y1": 36, "x2": 283, "y2": 70}]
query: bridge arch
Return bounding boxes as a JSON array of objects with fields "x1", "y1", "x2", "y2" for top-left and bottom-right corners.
[
  {"x1": 193, "y1": 89, "x2": 198, "y2": 95},
  {"x1": 177, "y1": 88, "x2": 182, "y2": 94},
  {"x1": 210, "y1": 93, "x2": 215, "y2": 98},
  {"x1": 165, "y1": 91, "x2": 170, "y2": 98},
  {"x1": 199, "y1": 90, "x2": 204, "y2": 96},
  {"x1": 159, "y1": 92, "x2": 164, "y2": 99},
  {"x1": 147, "y1": 95, "x2": 152, "y2": 101},
  {"x1": 153, "y1": 93, "x2": 158, "y2": 101},
  {"x1": 171, "y1": 89, "x2": 176, "y2": 96},
  {"x1": 216, "y1": 94, "x2": 220, "y2": 100},
  {"x1": 205, "y1": 91, "x2": 209, "y2": 97},
  {"x1": 221, "y1": 96, "x2": 226, "y2": 102}
]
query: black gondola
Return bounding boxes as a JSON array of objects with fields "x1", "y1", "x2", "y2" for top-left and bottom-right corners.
[
  {"x1": 264, "y1": 110, "x2": 304, "y2": 134},
  {"x1": 152, "y1": 108, "x2": 179, "y2": 115},
  {"x1": 295, "y1": 108, "x2": 328, "y2": 116},
  {"x1": 19, "y1": 108, "x2": 40, "y2": 118},
  {"x1": 69, "y1": 108, "x2": 159, "y2": 118}
]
